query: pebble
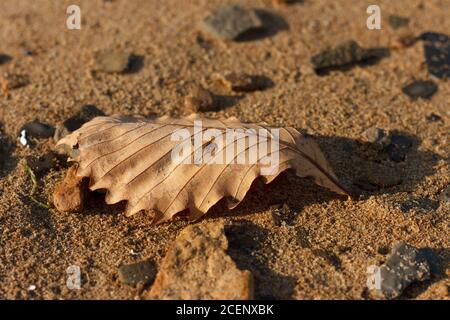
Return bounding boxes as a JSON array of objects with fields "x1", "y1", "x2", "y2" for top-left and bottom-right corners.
[
  {"x1": 367, "y1": 241, "x2": 431, "y2": 299},
  {"x1": 147, "y1": 222, "x2": 253, "y2": 300},
  {"x1": 402, "y1": 80, "x2": 438, "y2": 100},
  {"x1": 213, "y1": 72, "x2": 272, "y2": 92},
  {"x1": 118, "y1": 259, "x2": 156, "y2": 286},
  {"x1": 94, "y1": 51, "x2": 130, "y2": 73},
  {"x1": 0, "y1": 54, "x2": 12, "y2": 64},
  {"x1": 383, "y1": 132, "x2": 413, "y2": 162},
  {"x1": 426, "y1": 113, "x2": 442, "y2": 122},
  {"x1": 421, "y1": 32, "x2": 450, "y2": 79},
  {"x1": 270, "y1": 202, "x2": 292, "y2": 226},
  {"x1": 399, "y1": 198, "x2": 439, "y2": 213},
  {"x1": 53, "y1": 165, "x2": 87, "y2": 213},
  {"x1": 19, "y1": 121, "x2": 55, "y2": 139},
  {"x1": 0, "y1": 72, "x2": 29, "y2": 91},
  {"x1": 362, "y1": 127, "x2": 388, "y2": 144},
  {"x1": 390, "y1": 33, "x2": 417, "y2": 49},
  {"x1": 184, "y1": 84, "x2": 215, "y2": 112},
  {"x1": 310, "y1": 40, "x2": 378, "y2": 72},
  {"x1": 388, "y1": 15, "x2": 410, "y2": 29},
  {"x1": 200, "y1": 5, "x2": 264, "y2": 40},
  {"x1": 362, "y1": 128, "x2": 413, "y2": 162}
]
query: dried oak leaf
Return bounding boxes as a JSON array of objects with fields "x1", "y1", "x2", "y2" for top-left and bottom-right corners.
[{"x1": 57, "y1": 114, "x2": 350, "y2": 223}]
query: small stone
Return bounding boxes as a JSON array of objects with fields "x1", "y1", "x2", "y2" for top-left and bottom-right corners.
[
  {"x1": 94, "y1": 51, "x2": 130, "y2": 73},
  {"x1": 311, "y1": 40, "x2": 378, "y2": 71},
  {"x1": 402, "y1": 80, "x2": 437, "y2": 100},
  {"x1": 270, "y1": 202, "x2": 292, "y2": 226},
  {"x1": 184, "y1": 85, "x2": 215, "y2": 112},
  {"x1": 213, "y1": 72, "x2": 272, "y2": 92},
  {"x1": 426, "y1": 113, "x2": 442, "y2": 122},
  {"x1": 53, "y1": 165, "x2": 87, "y2": 213},
  {"x1": 0, "y1": 54, "x2": 12, "y2": 64},
  {"x1": 384, "y1": 133, "x2": 413, "y2": 162},
  {"x1": 26, "y1": 152, "x2": 56, "y2": 174},
  {"x1": 421, "y1": 32, "x2": 450, "y2": 79},
  {"x1": 362, "y1": 127, "x2": 387, "y2": 144},
  {"x1": 367, "y1": 241, "x2": 431, "y2": 299},
  {"x1": 19, "y1": 121, "x2": 55, "y2": 139},
  {"x1": 397, "y1": 34, "x2": 417, "y2": 48},
  {"x1": 0, "y1": 72, "x2": 29, "y2": 91},
  {"x1": 118, "y1": 259, "x2": 156, "y2": 286},
  {"x1": 390, "y1": 33, "x2": 418, "y2": 49},
  {"x1": 399, "y1": 198, "x2": 439, "y2": 213},
  {"x1": 147, "y1": 222, "x2": 253, "y2": 300},
  {"x1": 388, "y1": 15, "x2": 410, "y2": 29},
  {"x1": 200, "y1": 5, "x2": 264, "y2": 41}
]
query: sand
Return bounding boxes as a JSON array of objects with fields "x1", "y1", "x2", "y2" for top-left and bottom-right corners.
[{"x1": 0, "y1": 0, "x2": 448, "y2": 299}]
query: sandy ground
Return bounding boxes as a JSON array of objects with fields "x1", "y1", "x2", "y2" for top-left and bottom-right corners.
[{"x1": 0, "y1": 0, "x2": 448, "y2": 299}]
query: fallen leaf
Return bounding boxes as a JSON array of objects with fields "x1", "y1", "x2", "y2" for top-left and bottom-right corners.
[{"x1": 57, "y1": 114, "x2": 350, "y2": 223}]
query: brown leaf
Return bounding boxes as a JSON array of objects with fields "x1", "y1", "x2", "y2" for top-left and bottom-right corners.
[{"x1": 57, "y1": 114, "x2": 350, "y2": 223}]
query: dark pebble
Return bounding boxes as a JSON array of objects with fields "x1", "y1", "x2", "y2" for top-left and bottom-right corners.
[
  {"x1": 19, "y1": 121, "x2": 55, "y2": 139},
  {"x1": 118, "y1": 259, "x2": 156, "y2": 286},
  {"x1": 420, "y1": 32, "x2": 450, "y2": 79},
  {"x1": 362, "y1": 127, "x2": 388, "y2": 144},
  {"x1": 426, "y1": 113, "x2": 442, "y2": 122},
  {"x1": 311, "y1": 40, "x2": 380, "y2": 71},
  {"x1": 402, "y1": 80, "x2": 438, "y2": 100},
  {"x1": 213, "y1": 72, "x2": 273, "y2": 92},
  {"x1": 384, "y1": 133, "x2": 413, "y2": 162},
  {"x1": 399, "y1": 198, "x2": 439, "y2": 213},
  {"x1": 200, "y1": 5, "x2": 264, "y2": 40},
  {"x1": 0, "y1": 54, "x2": 12, "y2": 64}
]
